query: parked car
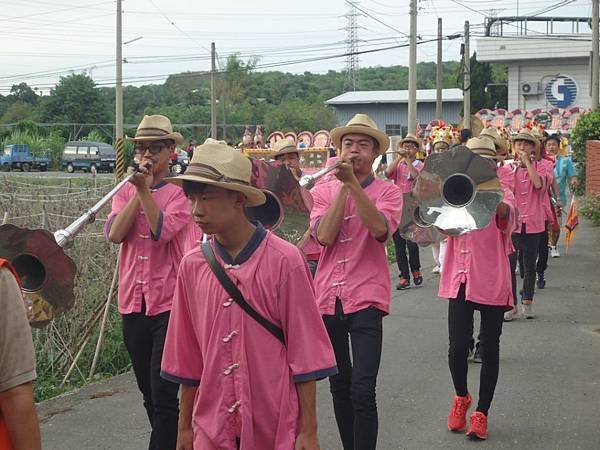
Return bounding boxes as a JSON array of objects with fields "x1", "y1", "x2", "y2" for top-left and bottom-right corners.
[
  {"x1": 61, "y1": 141, "x2": 116, "y2": 173},
  {"x1": 0, "y1": 144, "x2": 50, "y2": 172},
  {"x1": 170, "y1": 148, "x2": 189, "y2": 174}
]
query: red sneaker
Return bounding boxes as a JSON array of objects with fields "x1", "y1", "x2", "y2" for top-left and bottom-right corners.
[
  {"x1": 467, "y1": 411, "x2": 488, "y2": 440},
  {"x1": 447, "y1": 394, "x2": 472, "y2": 432}
]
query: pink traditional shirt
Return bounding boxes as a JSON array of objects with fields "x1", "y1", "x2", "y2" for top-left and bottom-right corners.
[
  {"x1": 386, "y1": 160, "x2": 424, "y2": 193},
  {"x1": 104, "y1": 181, "x2": 200, "y2": 316},
  {"x1": 538, "y1": 158, "x2": 556, "y2": 221},
  {"x1": 438, "y1": 168, "x2": 516, "y2": 307},
  {"x1": 513, "y1": 160, "x2": 552, "y2": 234},
  {"x1": 161, "y1": 226, "x2": 336, "y2": 450},
  {"x1": 310, "y1": 176, "x2": 403, "y2": 315}
]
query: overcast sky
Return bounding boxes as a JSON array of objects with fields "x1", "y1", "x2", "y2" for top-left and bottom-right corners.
[{"x1": 0, "y1": 0, "x2": 592, "y2": 94}]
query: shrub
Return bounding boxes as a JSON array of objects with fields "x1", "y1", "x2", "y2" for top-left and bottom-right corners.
[
  {"x1": 571, "y1": 110, "x2": 600, "y2": 195},
  {"x1": 580, "y1": 193, "x2": 600, "y2": 226}
]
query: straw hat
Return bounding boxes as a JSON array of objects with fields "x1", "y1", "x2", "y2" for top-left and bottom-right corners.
[
  {"x1": 165, "y1": 142, "x2": 266, "y2": 206},
  {"x1": 466, "y1": 137, "x2": 497, "y2": 159},
  {"x1": 330, "y1": 113, "x2": 389, "y2": 155},
  {"x1": 480, "y1": 127, "x2": 508, "y2": 154},
  {"x1": 511, "y1": 128, "x2": 541, "y2": 152},
  {"x1": 272, "y1": 139, "x2": 302, "y2": 158},
  {"x1": 127, "y1": 115, "x2": 184, "y2": 145},
  {"x1": 398, "y1": 134, "x2": 421, "y2": 148}
]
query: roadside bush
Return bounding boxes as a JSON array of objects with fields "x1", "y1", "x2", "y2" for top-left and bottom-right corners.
[
  {"x1": 571, "y1": 110, "x2": 600, "y2": 195},
  {"x1": 580, "y1": 193, "x2": 600, "y2": 226}
]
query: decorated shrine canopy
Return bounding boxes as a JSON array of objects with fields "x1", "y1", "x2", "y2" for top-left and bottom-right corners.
[{"x1": 473, "y1": 107, "x2": 589, "y2": 133}]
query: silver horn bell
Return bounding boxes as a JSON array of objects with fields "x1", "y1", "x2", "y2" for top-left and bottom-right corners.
[{"x1": 413, "y1": 145, "x2": 504, "y2": 236}]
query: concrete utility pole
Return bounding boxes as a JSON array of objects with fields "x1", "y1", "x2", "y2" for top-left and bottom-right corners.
[
  {"x1": 115, "y1": 0, "x2": 124, "y2": 180},
  {"x1": 436, "y1": 17, "x2": 443, "y2": 120},
  {"x1": 463, "y1": 20, "x2": 471, "y2": 129},
  {"x1": 211, "y1": 42, "x2": 217, "y2": 138},
  {"x1": 408, "y1": 0, "x2": 417, "y2": 135},
  {"x1": 592, "y1": 0, "x2": 599, "y2": 110}
]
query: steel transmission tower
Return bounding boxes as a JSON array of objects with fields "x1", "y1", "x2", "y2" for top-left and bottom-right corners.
[{"x1": 344, "y1": 1, "x2": 360, "y2": 91}]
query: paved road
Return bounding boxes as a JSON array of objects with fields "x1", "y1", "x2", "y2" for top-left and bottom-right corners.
[{"x1": 39, "y1": 220, "x2": 600, "y2": 449}]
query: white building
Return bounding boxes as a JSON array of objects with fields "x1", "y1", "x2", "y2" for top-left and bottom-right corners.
[{"x1": 476, "y1": 35, "x2": 598, "y2": 111}]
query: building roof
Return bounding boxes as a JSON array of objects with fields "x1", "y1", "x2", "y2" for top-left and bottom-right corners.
[{"x1": 325, "y1": 88, "x2": 463, "y2": 105}]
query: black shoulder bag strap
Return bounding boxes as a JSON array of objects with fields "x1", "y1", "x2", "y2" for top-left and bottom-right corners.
[{"x1": 201, "y1": 241, "x2": 285, "y2": 345}]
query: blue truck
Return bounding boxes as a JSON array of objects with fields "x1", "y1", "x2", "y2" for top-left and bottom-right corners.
[{"x1": 1, "y1": 144, "x2": 50, "y2": 172}]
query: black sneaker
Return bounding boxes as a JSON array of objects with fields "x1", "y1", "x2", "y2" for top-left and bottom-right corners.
[
  {"x1": 472, "y1": 342, "x2": 482, "y2": 364},
  {"x1": 536, "y1": 273, "x2": 546, "y2": 289},
  {"x1": 396, "y1": 277, "x2": 410, "y2": 290}
]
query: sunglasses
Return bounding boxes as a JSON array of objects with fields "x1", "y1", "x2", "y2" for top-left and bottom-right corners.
[{"x1": 134, "y1": 141, "x2": 171, "y2": 155}]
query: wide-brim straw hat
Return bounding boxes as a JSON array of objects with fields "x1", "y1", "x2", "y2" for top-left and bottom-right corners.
[
  {"x1": 511, "y1": 129, "x2": 541, "y2": 152},
  {"x1": 330, "y1": 113, "x2": 390, "y2": 155},
  {"x1": 127, "y1": 114, "x2": 184, "y2": 145},
  {"x1": 466, "y1": 137, "x2": 497, "y2": 159},
  {"x1": 398, "y1": 133, "x2": 421, "y2": 148},
  {"x1": 480, "y1": 127, "x2": 508, "y2": 154},
  {"x1": 272, "y1": 139, "x2": 302, "y2": 157},
  {"x1": 165, "y1": 142, "x2": 265, "y2": 207}
]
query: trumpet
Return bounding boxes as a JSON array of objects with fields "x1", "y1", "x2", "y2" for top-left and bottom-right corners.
[{"x1": 299, "y1": 158, "x2": 358, "y2": 189}]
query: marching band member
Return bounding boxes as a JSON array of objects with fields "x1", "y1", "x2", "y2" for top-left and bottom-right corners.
[
  {"x1": 442, "y1": 139, "x2": 516, "y2": 441},
  {"x1": 160, "y1": 142, "x2": 336, "y2": 450},
  {"x1": 385, "y1": 134, "x2": 424, "y2": 289},
  {"x1": 271, "y1": 138, "x2": 303, "y2": 180},
  {"x1": 0, "y1": 260, "x2": 41, "y2": 450},
  {"x1": 311, "y1": 114, "x2": 402, "y2": 450},
  {"x1": 510, "y1": 129, "x2": 552, "y2": 319},
  {"x1": 105, "y1": 115, "x2": 199, "y2": 450}
]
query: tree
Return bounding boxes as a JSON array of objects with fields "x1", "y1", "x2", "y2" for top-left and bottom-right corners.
[
  {"x1": 9, "y1": 83, "x2": 39, "y2": 105},
  {"x1": 41, "y1": 74, "x2": 110, "y2": 124},
  {"x1": 467, "y1": 52, "x2": 492, "y2": 113},
  {"x1": 0, "y1": 101, "x2": 35, "y2": 123}
]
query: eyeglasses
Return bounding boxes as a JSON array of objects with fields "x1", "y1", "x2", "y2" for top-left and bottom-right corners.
[{"x1": 134, "y1": 141, "x2": 171, "y2": 155}]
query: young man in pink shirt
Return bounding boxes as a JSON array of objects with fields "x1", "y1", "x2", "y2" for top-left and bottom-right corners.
[
  {"x1": 510, "y1": 129, "x2": 550, "y2": 319},
  {"x1": 105, "y1": 115, "x2": 199, "y2": 450},
  {"x1": 440, "y1": 142, "x2": 516, "y2": 441},
  {"x1": 385, "y1": 134, "x2": 424, "y2": 290},
  {"x1": 160, "y1": 142, "x2": 336, "y2": 450},
  {"x1": 311, "y1": 114, "x2": 403, "y2": 450}
]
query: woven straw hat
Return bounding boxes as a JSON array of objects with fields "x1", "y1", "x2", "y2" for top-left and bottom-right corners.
[
  {"x1": 272, "y1": 139, "x2": 302, "y2": 158},
  {"x1": 466, "y1": 137, "x2": 497, "y2": 159},
  {"x1": 127, "y1": 115, "x2": 183, "y2": 145},
  {"x1": 330, "y1": 114, "x2": 389, "y2": 155}
]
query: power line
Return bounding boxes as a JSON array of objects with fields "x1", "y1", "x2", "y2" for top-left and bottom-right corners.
[{"x1": 344, "y1": 0, "x2": 410, "y2": 37}]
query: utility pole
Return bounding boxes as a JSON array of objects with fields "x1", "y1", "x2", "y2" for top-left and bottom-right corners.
[
  {"x1": 408, "y1": 0, "x2": 417, "y2": 135},
  {"x1": 211, "y1": 42, "x2": 217, "y2": 138},
  {"x1": 115, "y1": 0, "x2": 124, "y2": 180},
  {"x1": 463, "y1": 21, "x2": 471, "y2": 130},
  {"x1": 436, "y1": 17, "x2": 443, "y2": 120},
  {"x1": 592, "y1": 0, "x2": 599, "y2": 110}
]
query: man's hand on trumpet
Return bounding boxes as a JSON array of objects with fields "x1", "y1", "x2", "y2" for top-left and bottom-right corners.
[{"x1": 334, "y1": 157, "x2": 359, "y2": 186}]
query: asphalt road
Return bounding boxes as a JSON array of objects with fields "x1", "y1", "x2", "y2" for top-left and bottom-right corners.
[{"x1": 39, "y1": 220, "x2": 600, "y2": 450}]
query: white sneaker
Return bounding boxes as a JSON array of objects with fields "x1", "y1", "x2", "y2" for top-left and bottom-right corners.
[
  {"x1": 432, "y1": 265, "x2": 441, "y2": 274},
  {"x1": 522, "y1": 302, "x2": 536, "y2": 319},
  {"x1": 550, "y1": 246, "x2": 560, "y2": 258},
  {"x1": 503, "y1": 309, "x2": 514, "y2": 322}
]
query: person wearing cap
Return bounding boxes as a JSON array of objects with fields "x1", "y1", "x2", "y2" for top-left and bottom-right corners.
[
  {"x1": 0, "y1": 260, "x2": 41, "y2": 450},
  {"x1": 160, "y1": 141, "x2": 336, "y2": 450},
  {"x1": 271, "y1": 138, "x2": 303, "y2": 179},
  {"x1": 442, "y1": 140, "x2": 516, "y2": 441},
  {"x1": 385, "y1": 134, "x2": 424, "y2": 290},
  {"x1": 545, "y1": 134, "x2": 578, "y2": 258},
  {"x1": 105, "y1": 114, "x2": 200, "y2": 450},
  {"x1": 310, "y1": 114, "x2": 403, "y2": 450},
  {"x1": 509, "y1": 129, "x2": 552, "y2": 320}
]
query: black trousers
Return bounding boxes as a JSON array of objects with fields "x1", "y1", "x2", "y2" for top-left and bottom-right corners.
[
  {"x1": 323, "y1": 301, "x2": 384, "y2": 450},
  {"x1": 509, "y1": 252, "x2": 518, "y2": 306},
  {"x1": 536, "y1": 224, "x2": 549, "y2": 275},
  {"x1": 392, "y1": 230, "x2": 420, "y2": 278},
  {"x1": 512, "y1": 227, "x2": 544, "y2": 301},
  {"x1": 122, "y1": 308, "x2": 179, "y2": 450},
  {"x1": 448, "y1": 285, "x2": 504, "y2": 415}
]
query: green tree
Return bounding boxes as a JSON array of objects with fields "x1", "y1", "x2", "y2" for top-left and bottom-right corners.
[
  {"x1": 571, "y1": 110, "x2": 600, "y2": 194},
  {"x1": 41, "y1": 74, "x2": 110, "y2": 124},
  {"x1": 9, "y1": 83, "x2": 39, "y2": 105},
  {"x1": 0, "y1": 101, "x2": 35, "y2": 123}
]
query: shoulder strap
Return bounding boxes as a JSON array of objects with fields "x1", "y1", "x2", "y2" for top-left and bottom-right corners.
[{"x1": 200, "y1": 242, "x2": 285, "y2": 345}]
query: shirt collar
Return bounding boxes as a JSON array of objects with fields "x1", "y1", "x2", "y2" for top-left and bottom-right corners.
[
  {"x1": 151, "y1": 180, "x2": 168, "y2": 190},
  {"x1": 214, "y1": 222, "x2": 267, "y2": 265},
  {"x1": 360, "y1": 174, "x2": 375, "y2": 189}
]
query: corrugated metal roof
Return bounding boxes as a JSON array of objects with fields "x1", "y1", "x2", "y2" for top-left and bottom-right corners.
[{"x1": 325, "y1": 88, "x2": 463, "y2": 105}]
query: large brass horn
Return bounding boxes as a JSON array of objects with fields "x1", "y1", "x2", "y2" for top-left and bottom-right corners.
[
  {"x1": 458, "y1": 115, "x2": 484, "y2": 137},
  {"x1": 0, "y1": 170, "x2": 139, "y2": 327},
  {"x1": 413, "y1": 145, "x2": 504, "y2": 236},
  {"x1": 397, "y1": 192, "x2": 444, "y2": 247},
  {"x1": 245, "y1": 158, "x2": 312, "y2": 245}
]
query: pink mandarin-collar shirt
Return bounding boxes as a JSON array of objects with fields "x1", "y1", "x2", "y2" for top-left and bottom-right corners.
[
  {"x1": 104, "y1": 182, "x2": 200, "y2": 316},
  {"x1": 438, "y1": 167, "x2": 517, "y2": 307},
  {"x1": 513, "y1": 159, "x2": 553, "y2": 234},
  {"x1": 161, "y1": 229, "x2": 337, "y2": 450},
  {"x1": 385, "y1": 159, "x2": 424, "y2": 193},
  {"x1": 310, "y1": 177, "x2": 403, "y2": 315}
]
